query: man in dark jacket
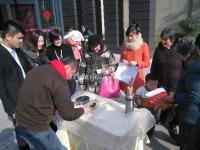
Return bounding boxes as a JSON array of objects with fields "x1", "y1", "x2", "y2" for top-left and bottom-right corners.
[
  {"x1": 15, "y1": 58, "x2": 91, "y2": 150},
  {"x1": 0, "y1": 20, "x2": 32, "y2": 149},
  {"x1": 183, "y1": 33, "x2": 200, "y2": 150},
  {"x1": 165, "y1": 34, "x2": 200, "y2": 150},
  {"x1": 168, "y1": 58, "x2": 200, "y2": 150}
]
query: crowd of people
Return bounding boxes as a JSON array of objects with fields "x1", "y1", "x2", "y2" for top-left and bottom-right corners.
[{"x1": 0, "y1": 19, "x2": 200, "y2": 150}]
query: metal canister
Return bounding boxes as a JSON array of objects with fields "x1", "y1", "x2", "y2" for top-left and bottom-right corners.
[{"x1": 125, "y1": 86, "x2": 134, "y2": 113}]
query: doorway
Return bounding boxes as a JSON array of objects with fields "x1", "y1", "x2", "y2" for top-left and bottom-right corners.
[
  {"x1": 11, "y1": 4, "x2": 37, "y2": 32},
  {"x1": 0, "y1": 5, "x2": 10, "y2": 31}
]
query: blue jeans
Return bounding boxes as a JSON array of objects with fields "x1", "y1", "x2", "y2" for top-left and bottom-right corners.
[{"x1": 15, "y1": 123, "x2": 67, "y2": 150}]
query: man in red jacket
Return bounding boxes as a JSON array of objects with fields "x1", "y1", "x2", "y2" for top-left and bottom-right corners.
[{"x1": 15, "y1": 57, "x2": 91, "y2": 150}]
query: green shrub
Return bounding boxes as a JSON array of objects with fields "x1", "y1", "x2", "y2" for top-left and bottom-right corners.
[{"x1": 179, "y1": 18, "x2": 200, "y2": 37}]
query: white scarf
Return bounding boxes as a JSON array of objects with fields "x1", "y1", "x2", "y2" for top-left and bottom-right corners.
[{"x1": 124, "y1": 34, "x2": 144, "y2": 51}]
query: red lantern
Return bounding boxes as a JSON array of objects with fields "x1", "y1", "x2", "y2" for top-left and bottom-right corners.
[{"x1": 42, "y1": 10, "x2": 52, "y2": 22}]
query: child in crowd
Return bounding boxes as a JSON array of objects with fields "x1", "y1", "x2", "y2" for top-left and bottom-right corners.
[
  {"x1": 134, "y1": 73, "x2": 158, "y2": 106},
  {"x1": 134, "y1": 73, "x2": 159, "y2": 138},
  {"x1": 64, "y1": 28, "x2": 84, "y2": 60}
]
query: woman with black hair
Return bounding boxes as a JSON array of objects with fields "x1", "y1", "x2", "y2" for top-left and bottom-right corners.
[
  {"x1": 151, "y1": 27, "x2": 182, "y2": 94},
  {"x1": 23, "y1": 30, "x2": 49, "y2": 68},
  {"x1": 78, "y1": 34, "x2": 116, "y2": 93},
  {"x1": 183, "y1": 33, "x2": 200, "y2": 150},
  {"x1": 46, "y1": 29, "x2": 77, "y2": 96},
  {"x1": 120, "y1": 21, "x2": 150, "y2": 93},
  {"x1": 150, "y1": 28, "x2": 182, "y2": 128},
  {"x1": 165, "y1": 34, "x2": 200, "y2": 150},
  {"x1": 177, "y1": 36, "x2": 198, "y2": 70},
  {"x1": 23, "y1": 30, "x2": 62, "y2": 133},
  {"x1": 46, "y1": 29, "x2": 74, "y2": 60}
]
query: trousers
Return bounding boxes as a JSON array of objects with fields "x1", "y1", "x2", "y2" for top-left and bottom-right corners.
[{"x1": 15, "y1": 123, "x2": 67, "y2": 150}]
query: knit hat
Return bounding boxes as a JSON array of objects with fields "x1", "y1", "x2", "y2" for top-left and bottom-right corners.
[{"x1": 88, "y1": 34, "x2": 103, "y2": 49}]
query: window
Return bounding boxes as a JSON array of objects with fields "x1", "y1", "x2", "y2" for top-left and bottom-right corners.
[
  {"x1": 39, "y1": 0, "x2": 55, "y2": 32},
  {"x1": 11, "y1": 4, "x2": 37, "y2": 32}
]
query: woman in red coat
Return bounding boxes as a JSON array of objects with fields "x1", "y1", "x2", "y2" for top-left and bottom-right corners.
[{"x1": 120, "y1": 23, "x2": 150, "y2": 93}]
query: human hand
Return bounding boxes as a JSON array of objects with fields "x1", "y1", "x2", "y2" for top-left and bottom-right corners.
[
  {"x1": 128, "y1": 61, "x2": 137, "y2": 66},
  {"x1": 154, "y1": 105, "x2": 160, "y2": 110},
  {"x1": 134, "y1": 95, "x2": 142, "y2": 106},
  {"x1": 169, "y1": 91, "x2": 175, "y2": 96},
  {"x1": 163, "y1": 95, "x2": 175, "y2": 103},
  {"x1": 12, "y1": 113, "x2": 16, "y2": 119},
  {"x1": 121, "y1": 59, "x2": 128, "y2": 64},
  {"x1": 96, "y1": 69, "x2": 102, "y2": 74},
  {"x1": 83, "y1": 106, "x2": 92, "y2": 114},
  {"x1": 104, "y1": 67, "x2": 114, "y2": 75}
]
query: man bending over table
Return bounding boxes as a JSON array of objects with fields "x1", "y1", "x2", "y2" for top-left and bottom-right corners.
[{"x1": 15, "y1": 57, "x2": 91, "y2": 150}]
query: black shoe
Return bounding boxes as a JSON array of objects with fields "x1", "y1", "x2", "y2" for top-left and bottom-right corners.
[
  {"x1": 19, "y1": 145, "x2": 30, "y2": 150},
  {"x1": 147, "y1": 126, "x2": 155, "y2": 139},
  {"x1": 168, "y1": 125, "x2": 179, "y2": 146}
]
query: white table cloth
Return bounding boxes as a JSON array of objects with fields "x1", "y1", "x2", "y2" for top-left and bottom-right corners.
[{"x1": 55, "y1": 90, "x2": 155, "y2": 150}]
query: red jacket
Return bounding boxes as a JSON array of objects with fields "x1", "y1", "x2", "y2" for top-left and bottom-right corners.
[{"x1": 120, "y1": 42, "x2": 150, "y2": 92}]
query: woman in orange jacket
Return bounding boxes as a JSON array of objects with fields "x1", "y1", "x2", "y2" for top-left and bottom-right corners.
[{"x1": 120, "y1": 22, "x2": 150, "y2": 93}]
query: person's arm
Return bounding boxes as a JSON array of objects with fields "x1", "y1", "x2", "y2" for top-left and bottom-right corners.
[
  {"x1": 134, "y1": 87, "x2": 144, "y2": 106},
  {"x1": 136, "y1": 42, "x2": 150, "y2": 68},
  {"x1": 53, "y1": 81, "x2": 91, "y2": 121},
  {"x1": 108, "y1": 51, "x2": 115, "y2": 64},
  {"x1": 104, "y1": 50, "x2": 116, "y2": 74},
  {"x1": 150, "y1": 47, "x2": 159, "y2": 76},
  {"x1": 134, "y1": 94, "x2": 142, "y2": 106},
  {"x1": 175, "y1": 72, "x2": 200, "y2": 105},
  {"x1": 65, "y1": 38, "x2": 81, "y2": 46},
  {"x1": 0, "y1": 62, "x2": 15, "y2": 115},
  {"x1": 19, "y1": 48, "x2": 34, "y2": 70},
  {"x1": 120, "y1": 43, "x2": 126, "y2": 61},
  {"x1": 39, "y1": 53, "x2": 49, "y2": 64},
  {"x1": 79, "y1": 32, "x2": 84, "y2": 41}
]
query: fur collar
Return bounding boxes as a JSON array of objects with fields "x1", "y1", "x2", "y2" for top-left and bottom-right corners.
[{"x1": 124, "y1": 34, "x2": 143, "y2": 51}]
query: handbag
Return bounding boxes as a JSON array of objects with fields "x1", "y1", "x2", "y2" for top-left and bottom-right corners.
[{"x1": 98, "y1": 75, "x2": 120, "y2": 98}]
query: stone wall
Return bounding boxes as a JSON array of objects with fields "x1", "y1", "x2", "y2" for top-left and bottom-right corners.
[
  {"x1": 62, "y1": 0, "x2": 77, "y2": 30},
  {"x1": 129, "y1": 0, "x2": 156, "y2": 55},
  {"x1": 155, "y1": 0, "x2": 200, "y2": 46},
  {"x1": 61, "y1": 0, "x2": 156, "y2": 54}
]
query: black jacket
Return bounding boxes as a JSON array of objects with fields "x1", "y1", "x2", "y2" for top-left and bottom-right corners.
[
  {"x1": 23, "y1": 49, "x2": 49, "y2": 68},
  {"x1": 150, "y1": 41, "x2": 182, "y2": 93},
  {"x1": 0, "y1": 44, "x2": 31, "y2": 115},
  {"x1": 46, "y1": 43, "x2": 74, "y2": 60},
  {"x1": 175, "y1": 60, "x2": 200, "y2": 125}
]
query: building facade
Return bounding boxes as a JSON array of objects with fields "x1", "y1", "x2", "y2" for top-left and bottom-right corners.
[
  {"x1": 0, "y1": 0, "x2": 65, "y2": 36},
  {"x1": 0, "y1": 0, "x2": 156, "y2": 53}
]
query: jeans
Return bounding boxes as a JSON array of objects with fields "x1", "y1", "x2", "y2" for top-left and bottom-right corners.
[
  {"x1": 9, "y1": 116, "x2": 30, "y2": 150},
  {"x1": 15, "y1": 123, "x2": 67, "y2": 150},
  {"x1": 179, "y1": 122, "x2": 193, "y2": 150}
]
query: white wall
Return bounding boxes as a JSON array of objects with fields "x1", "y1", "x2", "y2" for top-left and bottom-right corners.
[{"x1": 155, "y1": 0, "x2": 200, "y2": 45}]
